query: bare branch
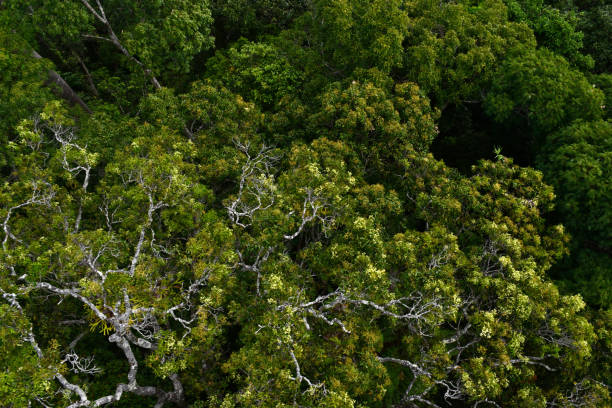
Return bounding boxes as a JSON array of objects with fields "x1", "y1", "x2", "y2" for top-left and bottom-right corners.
[
  {"x1": 286, "y1": 345, "x2": 325, "y2": 392},
  {"x1": 283, "y1": 289, "x2": 443, "y2": 336},
  {"x1": 31, "y1": 50, "x2": 93, "y2": 114},
  {"x1": 547, "y1": 378, "x2": 611, "y2": 408},
  {"x1": 34, "y1": 282, "x2": 108, "y2": 321},
  {"x1": 226, "y1": 141, "x2": 278, "y2": 228},
  {"x1": 1, "y1": 288, "x2": 91, "y2": 407},
  {"x1": 165, "y1": 270, "x2": 211, "y2": 336},
  {"x1": 505, "y1": 356, "x2": 558, "y2": 372},
  {"x1": 236, "y1": 246, "x2": 275, "y2": 296},
  {"x1": 79, "y1": 0, "x2": 161, "y2": 89},
  {"x1": 283, "y1": 188, "x2": 334, "y2": 240},
  {"x1": 63, "y1": 351, "x2": 103, "y2": 375},
  {"x1": 377, "y1": 355, "x2": 465, "y2": 407},
  {"x1": 538, "y1": 319, "x2": 577, "y2": 349}
]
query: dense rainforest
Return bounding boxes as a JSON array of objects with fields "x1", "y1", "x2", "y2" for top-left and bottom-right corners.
[{"x1": 0, "y1": 0, "x2": 610, "y2": 407}]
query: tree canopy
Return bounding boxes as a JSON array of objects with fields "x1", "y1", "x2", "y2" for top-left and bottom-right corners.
[{"x1": 0, "y1": 0, "x2": 610, "y2": 407}]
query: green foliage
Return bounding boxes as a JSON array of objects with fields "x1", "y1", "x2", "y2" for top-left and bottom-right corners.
[
  {"x1": 0, "y1": 0, "x2": 92, "y2": 46},
  {"x1": 0, "y1": 0, "x2": 610, "y2": 407},
  {"x1": 591, "y1": 73, "x2": 612, "y2": 119},
  {"x1": 538, "y1": 120, "x2": 612, "y2": 308},
  {"x1": 2, "y1": 0, "x2": 214, "y2": 113},
  {"x1": 310, "y1": 71, "x2": 439, "y2": 179},
  {"x1": 401, "y1": 0, "x2": 535, "y2": 107},
  {"x1": 282, "y1": 0, "x2": 409, "y2": 78},
  {"x1": 118, "y1": 0, "x2": 214, "y2": 76},
  {"x1": 503, "y1": 0, "x2": 591, "y2": 66},
  {"x1": 0, "y1": 306, "x2": 55, "y2": 407},
  {"x1": 206, "y1": 40, "x2": 302, "y2": 108},
  {"x1": 580, "y1": 4, "x2": 612, "y2": 73},
  {"x1": 0, "y1": 30, "x2": 55, "y2": 168},
  {"x1": 211, "y1": 0, "x2": 308, "y2": 39},
  {"x1": 539, "y1": 120, "x2": 611, "y2": 246},
  {"x1": 485, "y1": 49, "x2": 604, "y2": 134}
]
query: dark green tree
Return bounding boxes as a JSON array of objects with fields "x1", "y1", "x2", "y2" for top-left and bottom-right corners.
[{"x1": 538, "y1": 120, "x2": 612, "y2": 309}]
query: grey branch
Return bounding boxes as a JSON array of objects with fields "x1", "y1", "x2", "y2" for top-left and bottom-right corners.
[
  {"x1": 283, "y1": 188, "x2": 334, "y2": 240},
  {"x1": 226, "y1": 140, "x2": 278, "y2": 228},
  {"x1": 287, "y1": 289, "x2": 443, "y2": 336},
  {"x1": 79, "y1": 0, "x2": 162, "y2": 89},
  {"x1": 31, "y1": 50, "x2": 92, "y2": 114},
  {"x1": 538, "y1": 319, "x2": 577, "y2": 349},
  {"x1": 1, "y1": 288, "x2": 91, "y2": 407},
  {"x1": 377, "y1": 355, "x2": 465, "y2": 407},
  {"x1": 236, "y1": 246, "x2": 275, "y2": 296},
  {"x1": 29, "y1": 283, "x2": 185, "y2": 407},
  {"x1": 165, "y1": 270, "x2": 211, "y2": 336},
  {"x1": 547, "y1": 378, "x2": 610, "y2": 408},
  {"x1": 39, "y1": 120, "x2": 93, "y2": 232},
  {"x1": 34, "y1": 282, "x2": 107, "y2": 321},
  {"x1": 504, "y1": 356, "x2": 558, "y2": 372},
  {"x1": 130, "y1": 191, "x2": 167, "y2": 276},
  {"x1": 287, "y1": 346, "x2": 323, "y2": 391},
  {"x1": 63, "y1": 351, "x2": 103, "y2": 375}
]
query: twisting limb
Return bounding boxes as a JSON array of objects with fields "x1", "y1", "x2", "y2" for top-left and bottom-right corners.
[
  {"x1": 473, "y1": 399, "x2": 502, "y2": 408},
  {"x1": 62, "y1": 351, "x2": 102, "y2": 375},
  {"x1": 150, "y1": 229, "x2": 173, "y2": 260},
  {"x1": 479, "y1": 239, "x2": 507, "y2": 278},
  {"x1": 276, "y1": 289, "x2": 446, "y2": 341},
  {"x1": 443, "y1": 296, "x2": 479, "y2": 364},
  {"x1": 130, "y1": 190, "x2": 167, "y2": 276},
  {"x1": 19, "y1": 117, "x2": 95, "y2": 233},
  {"x1": 236, "y1": 246, "x2": 275, "y2": 296},
  {"x1": 341, "y1": 292, "x2": 442, "y2": 323},
  {"x1": 547, "y1": 378, "x2": 611, "y2": 407},
  {"x1": 34, "y1": 397, "x2": 53, "y2": 408},
  {"x1": 379, "y1": 291, "x2": 583, "y2": 408},
  {"x1": 538, "y1": 318, "x2": 577, "y2": 349},
  {"x1": 2, "y1": 181, "x2": 55, "y2": 250},
  {"x1": 99, "y1": 196, "x2": 122, "y2": 231},
  {"x1": 72, "y1": 49, "x2": 99, "y2": 96},
  {"x1": 1, "y1": 119, "x2": 196, "y2": 408},
  {"x1": 1, "y1": 288, "x2": 92, "y2": 407},
  {"x1": 283, "y1": 188, "x2": 334, "y2": 240},
  {"x1": 226, "y1": 140, "x2": 278, "y2": 228},
  {"x1": 29, "y1": 283, "x2": 186, "y2": 407},
  {"x1": 89, "y1": 333, "x2": 184, "y2": 407},
  {"x1": 286, "y1": 344, "x2": 324, "y2": 392},
  {"x1": 34, "y1": 282, "x2": 108, "y2": 321},
  {"x1": 38, "y1": 120, "x2": 93, "y2": 232},
  {"x1": 377, "y1": 355, "x2": 465, "y2": 408},
  {"x1": 97, "y1": 170, "x2": 170, "y2": 278},
  {"x1": 77, "y1": 5, "x2": 195, "y2": 139},
  {"x1": 253, "y1": 319, "x2": 326, "y2": 397},
  {"x1": 285, "y1": 289, "x2": 443, "y2": 336},
  {"x1": 67, "y1": 331, "x2": 87, "y2": 349},
  {"x1": 374, "y1": 297, "x2": 479, "y2": 407},
  {"x1": 75, "y1": 234, "x2": 123, "y2": 282},
  {"x1": 279, "y1": 290, "x2": 352, "y2": 334},
  {"x1": 504, "y1": 356, "x2": 558, "y2": 372},
  {"x1": 427, "y1": 244, "x2": 451, "y2": 271},
  {"x1": 165, "y1": 269, "x2": 212, "y2": 337},
  {"x1": 376, "y1": 356, "x2": 430, "y2": 377}
]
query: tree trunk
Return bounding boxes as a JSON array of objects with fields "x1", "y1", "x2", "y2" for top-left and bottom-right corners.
[{"x1": 31, "y1": 50, "x2": 93, "y2": 114}]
